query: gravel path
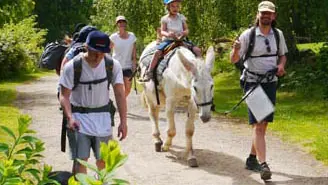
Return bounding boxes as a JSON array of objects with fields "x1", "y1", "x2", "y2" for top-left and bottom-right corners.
[{"x1": 15, "y1": 75, "x2": 328, "y2": 185}]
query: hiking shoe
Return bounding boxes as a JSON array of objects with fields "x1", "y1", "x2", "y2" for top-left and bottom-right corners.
[
  {"x1": 260, "y1": 162, "x2": 272, "y2": 181},
  {"x1": 245, "y1": 157, "x2": 261, "y2": 172}
]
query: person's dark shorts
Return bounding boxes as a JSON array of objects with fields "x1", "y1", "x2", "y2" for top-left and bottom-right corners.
[
  {"x1": 122, "y1": 69, "x2": 133, "y2": 78},
  {"x1": 240, "y1": 81, "x2": 277, "y2": 124}
]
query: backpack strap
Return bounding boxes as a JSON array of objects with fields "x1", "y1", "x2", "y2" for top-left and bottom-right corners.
[
  {"x1": 244, "y1": 26, "x2": 257, "y2": 62},
  {"x1": 235, "y1": 27, "x2": 256, "y2": 72},
  {"x1": 104, "y1": 55, "x2": 114, "y2": 90},
  {"x1": 72, "y1": 55, "x2": 113, "y2": 91},
  {"x1": 72, "y1": 56, "x2": 82, "y2": 90},
  {"x1": 272, "y1": 27, "x2": 280, "y2": 56}
]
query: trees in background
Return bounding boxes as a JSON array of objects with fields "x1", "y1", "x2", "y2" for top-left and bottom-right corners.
[
  {"x1": 34, "y1": 0, "x2": 94, "y2": 42},
  {"x1": 0, "y1": 0, "x2": 327, "y2": 80}
]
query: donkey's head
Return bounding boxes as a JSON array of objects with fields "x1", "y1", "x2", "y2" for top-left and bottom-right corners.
[{"x1": 177, "y1": 46, "x2": 215, "y2": 123}]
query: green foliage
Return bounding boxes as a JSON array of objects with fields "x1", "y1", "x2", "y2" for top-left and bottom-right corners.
[
  {"x1": 91, "y1": 0, "x2": 164, "y2": 54},
  {"x1": 34, "y1": 0, "x2": 94, "y2": 42},
  {"x1": 0, "y1": 16, "x2": 47, "y2": 80},
  {"x1": 0, "y1": 115, "x2": 60, "y2": 185},
  {"x1": 69, "y1": 140, "x2": 129, "y2": 185},
  {"x1": 297, "y1": 42, "x2": 325, "y2": 54},
  {"x1": 0, "y1": 0, "x2": 35, "y2": 26},
  {"x1": 279, "y1": 42, "x2": 328, "y2": 99},
  {"x1": 316, "y1": 43, "x2": 328, "y2": 98}
]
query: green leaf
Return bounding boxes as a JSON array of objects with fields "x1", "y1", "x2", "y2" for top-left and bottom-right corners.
[
  {"x1": 77, "y1": 159, "x2": 99, "y2": 173},
  {"x1": 0, "y1": 126, "x2": 16, "y2": 141},
  {"x1": 112, "y1": 178, "x2": 130, "y2": 185},
  {"x1": 0, "y1": 143, "x2": 9, "y2": 155},
  {"x1": 39, "y1": 179, "x2": 61, "y2": 185},
  {"x1": 99, "y1": 142, "x2": 108, "y2": 160},
  {"x1": 27, "y1": 159, "x2": 40, "y2": 164},
  {"x1": 20, "y1": 135, "x2": 40, "y2": 144},
  {"x1": 75, "y1": 173, "x2": 96, "y2": 185},
  {"x1": 68, "y1": 176, "x2": 81, "y2": 185},
  {"x1": 15, "y1": 147, "x2": 32, "y2": 155},
  {"x1": 24, "y1": 168, "x2": 41, "y2": 182},
  {"x1": 31, "y1": 153, "x2": 44, "y2": 159},
  {"x1": 3, "y1": 177, "x2": 22, "y2": 184},
  {"x1": 112, "y1": 155, "x2": 128, "y2": 170}
]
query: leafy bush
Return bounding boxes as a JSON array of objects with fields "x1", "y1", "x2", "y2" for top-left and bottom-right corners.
[
  {"x1": 0, "y1": 115, "x2": 60, "y2": 185},
  {"x1": 316, "y1": 43, "x2": 328, "y2": 98},
  {"x1": 68, "y1": 140, "x2": 129, "y2": 185},
  {"x1": 0, "y1": 16, "x2": 46, "y2": 80}
]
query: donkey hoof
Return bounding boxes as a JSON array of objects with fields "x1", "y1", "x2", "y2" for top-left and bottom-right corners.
[
  {"x1": 155, "y1": 141, "x2": 163, "y2": 152},
  {"x1": 162, "y1": 145, "x2": 170, "y2": 152},
  {"x1": 187, "y1": 158, "x2": 198, "y2": 167}
]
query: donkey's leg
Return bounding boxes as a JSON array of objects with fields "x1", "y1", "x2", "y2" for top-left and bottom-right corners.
[
  {"x1": 146, "y1": 98, "x2": 162, "y2": 152},
  {"x1": 185, "y1": 100, "x2": 198, "y2": 167},
  {"x1": 162, "y1": 97, "x2": 176, "y2": 152}
]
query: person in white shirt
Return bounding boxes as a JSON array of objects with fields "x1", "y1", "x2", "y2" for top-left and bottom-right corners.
[
  {"x1": 60, "y1": 30, "x2": 127, "y2": 174},
  {"x1": 110, "y1": 16, "x2": 137, "y2": 97}
]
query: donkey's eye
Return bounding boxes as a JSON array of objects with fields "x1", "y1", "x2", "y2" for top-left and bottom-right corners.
[
  {"x1": 193, "y1": 86, "x2": 197, "y2": 92},
  {"x1": 210, "y1": 85, "x2": 213, "y2": 90}
]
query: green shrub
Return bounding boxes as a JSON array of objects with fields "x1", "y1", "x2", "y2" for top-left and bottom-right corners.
[
  {"x1": 69, "y1": 140, "x2": 129, "y2": 185},
  {"x1": 0, "y1": 16, "x2": 47, "y2": 80},
  {"x1": 0, "y1": 115, "x2": 60, "y2": 185}
]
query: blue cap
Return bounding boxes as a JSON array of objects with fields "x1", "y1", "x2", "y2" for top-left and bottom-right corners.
[
  {"x1": 86, "y1": 31, "x2": 110, "y2": 53},
  {"x1": 163, "y1": 0, "x2": 181, "y2": 5}
]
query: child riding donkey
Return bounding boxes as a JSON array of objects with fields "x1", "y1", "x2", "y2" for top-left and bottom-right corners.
[{"x1": 141, "y1": 0, "x2": 201, "y2": 81}]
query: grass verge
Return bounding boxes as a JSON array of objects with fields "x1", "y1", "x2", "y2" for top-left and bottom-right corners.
[
  {"x1": 213, "y1": 71, "x2": 328, "y2": 164},
  {"x1": 0, "y1": 71, "x2": 54, "y2": 140}
]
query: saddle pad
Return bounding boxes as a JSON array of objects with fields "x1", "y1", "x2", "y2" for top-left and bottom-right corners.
[{"x1": 140, "y1": 46, "x2": 178, "y2": 82}]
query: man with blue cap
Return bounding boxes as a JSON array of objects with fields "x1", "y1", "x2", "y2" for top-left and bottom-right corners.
[{"x1": 59, "y1": 30, "x2": 127, "y2": 174}]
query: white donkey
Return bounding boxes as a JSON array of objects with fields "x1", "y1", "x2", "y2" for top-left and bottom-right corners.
[{"x1": 139, "y1": 41, "x2": 215, "y2": 167}]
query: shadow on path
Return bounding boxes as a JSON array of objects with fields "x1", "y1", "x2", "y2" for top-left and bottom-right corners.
[{"x1": 167, "y1": 146, "x2": 328, "y2": 185}]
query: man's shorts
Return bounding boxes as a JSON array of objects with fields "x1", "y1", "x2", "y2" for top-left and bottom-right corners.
[
  {"x1": 67, "y1": 130, "x2": 112, "y2": 160},
  {"x1": 240, "y1": 81, "x2": 277, "y2": 124},
  {"x1": 122, "y1": 69, "x2": 133, "y2": 78}
]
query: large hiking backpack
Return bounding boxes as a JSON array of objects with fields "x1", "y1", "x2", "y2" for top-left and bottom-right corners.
[
  {"x1": 235, "y1": 26, "x2": 280, "y2": 72},
  {"x1": 39, "y1": 42, "x2": 68, "y2": 70}
]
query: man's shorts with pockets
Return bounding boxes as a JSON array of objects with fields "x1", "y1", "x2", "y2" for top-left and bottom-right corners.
[{"x1": 67, "y1": 130, "x2": 112, "y2": 160}]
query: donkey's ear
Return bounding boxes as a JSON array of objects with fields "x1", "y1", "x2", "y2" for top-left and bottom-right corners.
[
  {"x1": 177, "y1": 49, "x2": 196, "y2": 75},
  {"x1": 205, "y1": 46, "x2": 215, "y2": 71}
]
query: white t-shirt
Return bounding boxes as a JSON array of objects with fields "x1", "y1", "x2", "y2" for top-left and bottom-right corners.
[
  {"x1": 161, "y1": 13, "x2": 186, "y2": 40},
  {"x1": 110, "y1": 32, "x2": 136, "y2": 70},
  {"x1": 238, "y1": 27, "x2": 288, "y2": 82},
  {"x1": 59, "y1": 53, "x2": 123, "y2": 137}
]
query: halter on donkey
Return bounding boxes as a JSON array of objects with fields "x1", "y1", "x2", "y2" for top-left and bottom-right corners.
[{"x1": 138, "y1": 41, "x2": 215, "y2": 167}]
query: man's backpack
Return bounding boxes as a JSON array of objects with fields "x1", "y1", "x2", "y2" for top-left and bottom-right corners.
[
  {"x1": 72, "y1": 55, "x2": 113, "y2": 90},
  {"x1": 60, "y1": 55, "x2": 116, "y2": 153},
  {"x1": 235, "y1": 26, "x2": 280, "y2": 72},
  {"x1": 39, "y1": 42, "x2": 68, "y2": 70}
]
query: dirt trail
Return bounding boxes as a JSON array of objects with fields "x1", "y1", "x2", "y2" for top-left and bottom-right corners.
[{"x1": 15, "y1": 75, "x2": 328, "y2": 185}]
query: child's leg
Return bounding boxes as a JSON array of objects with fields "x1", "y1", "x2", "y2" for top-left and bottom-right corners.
[
  {"x1": 149, "y1": 50, "x2": 163, "y2": 71},
  {"x1": 141, "y1": 50, "x2": 162, "y2": 81}
]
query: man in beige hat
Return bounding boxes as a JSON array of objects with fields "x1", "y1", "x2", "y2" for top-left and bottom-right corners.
[{"x1": 230, "y1": 1, "x2": 288, "y2": 181}]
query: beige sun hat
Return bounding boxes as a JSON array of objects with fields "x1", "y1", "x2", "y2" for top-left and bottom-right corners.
[
  {"x1": 115, "y1": 15, "x2": 127, "y2": 24},
  {"x1": 258, "y1": 1, "x2": 276, "y2": 13}
]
